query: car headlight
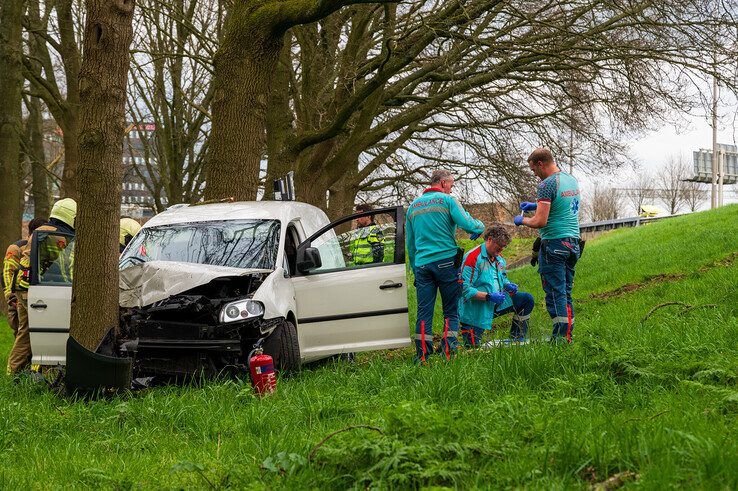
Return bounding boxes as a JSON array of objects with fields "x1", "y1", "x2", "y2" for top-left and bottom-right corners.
[{"x1": 219, "y1": 299, "x2": 265, "y2": 323}]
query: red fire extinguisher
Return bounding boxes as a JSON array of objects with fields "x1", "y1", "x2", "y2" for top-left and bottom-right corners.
[{"x1": 248, "y1": 344, "x2": 276, "y2": 396}]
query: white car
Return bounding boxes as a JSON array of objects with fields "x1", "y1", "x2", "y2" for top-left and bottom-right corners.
[{"x1": 26, "y1": 201, "x2": 411, "y2": 378}]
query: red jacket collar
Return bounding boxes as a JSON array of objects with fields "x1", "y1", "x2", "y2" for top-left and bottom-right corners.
[{"x1": 423, "y1": 187, "x2": 445, "y2": 194}]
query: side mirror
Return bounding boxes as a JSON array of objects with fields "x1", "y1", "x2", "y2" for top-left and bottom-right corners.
[{"x1": 296, "y1": 246, "x2": 322, "y2": 273}]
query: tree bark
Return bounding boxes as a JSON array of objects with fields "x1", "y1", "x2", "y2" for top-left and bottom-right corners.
[
  {"x1": 26, "y1": 97, "x2": 51, "y2": 218},
  {"x1": 264, "y1": 41, "x2": 295, "y2": 193},
  {"x1": 69, "y1": 0, "x2": 135, "y2": 351},
  {"x1": 327, "y1": 174, "x2": 359, "y2": 219},
  {"x1": 60, "y1": 120, "x2": 80, "y2": 199},
  {"x1": 205, "y1": 5, "x2": 283, "y2": 201},
  {"x1": 0, "y1": 0, "x2": 24, "y2": 248}
]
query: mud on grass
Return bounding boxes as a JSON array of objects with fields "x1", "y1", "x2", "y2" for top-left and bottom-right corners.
[{"x1": 588, "y1": 273, "x2": 686, "y2": 299}]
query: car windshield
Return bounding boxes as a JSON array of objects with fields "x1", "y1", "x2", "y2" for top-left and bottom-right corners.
[{"x1": 120, "y1": 219, "x2": 281, "y2": 270}]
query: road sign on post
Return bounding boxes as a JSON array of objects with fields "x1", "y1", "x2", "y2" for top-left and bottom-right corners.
[{"x1": 691, "y1": 144, "x2": 738, "y2": 185}]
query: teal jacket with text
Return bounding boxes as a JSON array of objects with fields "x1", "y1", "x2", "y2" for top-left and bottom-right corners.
[{"x1": 405, "y1": 188, "x2": 484, "y2": 270}]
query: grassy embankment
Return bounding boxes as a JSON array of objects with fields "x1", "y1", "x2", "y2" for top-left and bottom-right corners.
[{"x1": 0, "y1": 205, "x2": 737, "y2": 488}]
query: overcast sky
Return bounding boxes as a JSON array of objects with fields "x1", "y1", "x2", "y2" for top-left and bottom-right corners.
[{"x1": 576, "y1": 90, "x2": 738, "y2": 212}]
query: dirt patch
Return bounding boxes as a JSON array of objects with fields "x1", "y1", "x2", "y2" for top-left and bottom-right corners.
[
  {"x1": 507, "y1": 255, "x2": 533, "y2": 269},
  {"x1": 700, "y1": 251, "x2": 738, "y2": 272},
  {"x1": 590, "y1": 273, "x2": 685, "y2": 299},
  {"x1": 590, "y1": 471, "x2": 640, "y2": 490}
]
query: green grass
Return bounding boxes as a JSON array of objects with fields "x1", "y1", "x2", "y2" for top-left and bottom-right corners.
[{"x1": 1, "y1": 205, "x2": 738, "y2": 488}]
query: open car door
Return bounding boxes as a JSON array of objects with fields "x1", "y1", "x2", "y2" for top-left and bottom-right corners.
[
  {"x1": 27, "y1": 229, "x2": 75, "y2": 366},
  {"x1": 290, "y1": 206, "x2": 410, "y2": 361}
]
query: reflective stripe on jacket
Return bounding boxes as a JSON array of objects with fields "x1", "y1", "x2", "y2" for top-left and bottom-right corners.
[
  {"x1": 3, "y1": 240, "x2": 27, "y2": 299},
  {"x1": 405, "y1": 188, "x2": 484, "y2": 270},
  {"x1": 349, "y1": 225, "x2": 384, "y2": 265},
  {"x1": 458, "y1": 244, "x2": 513, "y2": 330}
]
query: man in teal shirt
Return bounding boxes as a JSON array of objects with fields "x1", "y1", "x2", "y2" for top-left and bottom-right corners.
[
  {"x1": 459, "y1": 226, "x2": 535, "y2": 347},
  {"x1": 406, "y1": 169, "x2": 484, "y2": 361},
  {"x1": 514, "y1": 148, "x2": 581, "y2": 343}
]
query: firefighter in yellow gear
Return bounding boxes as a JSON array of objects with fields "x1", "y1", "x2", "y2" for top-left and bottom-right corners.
[
  {"x1": 348, "y1": 204, "x2": 384, "y2": 265},
  {"x1": 7, "y1": 198, "x2": 76, "y2": 374},
  {"x1": 3, "y1": 218, "x2": 46, "y2": 339},
  {"x1": 119, "y1": 217, "x2": 142, "y2": 254}
]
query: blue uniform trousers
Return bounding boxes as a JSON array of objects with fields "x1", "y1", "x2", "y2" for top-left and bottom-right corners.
[
  {"x1": 461, "y1": 291, "x2": 534, "y2": 347},
  {"x1": 413, "y1": 256, "x2": 461, "y2": 361},
  {"x1": 538, "y1": 237, "x2": 580, "y2": 342}
]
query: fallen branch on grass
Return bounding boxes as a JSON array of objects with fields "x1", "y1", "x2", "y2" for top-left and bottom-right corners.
[
  {"x1": 640, "y1": 302, "x2": 718, "y2": 325},
  {"x1": 309, "y1": 425, "x2": 383, "y2": 461}
]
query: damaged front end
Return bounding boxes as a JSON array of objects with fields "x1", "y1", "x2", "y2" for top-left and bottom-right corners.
[{"x1": 117, "y1": 262, "x2": 280, "y2": 380}]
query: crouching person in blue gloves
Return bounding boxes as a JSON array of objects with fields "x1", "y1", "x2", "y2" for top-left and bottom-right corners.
[{"x1": 459, "y1": 226, "x2": 535, "y2": 347}]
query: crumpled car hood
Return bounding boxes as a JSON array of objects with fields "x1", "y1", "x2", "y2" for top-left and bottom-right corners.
[{"x1": 119, "y1": 260, "x2": 272, "y2": 308}]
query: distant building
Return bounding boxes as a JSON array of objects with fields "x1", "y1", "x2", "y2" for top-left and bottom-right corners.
[
  {"x1": 121, "y1": 123, "x2": 158, "y2": 218},
  {"x1": 26, "y1": 122, "x2": 159, "y2": 219}
]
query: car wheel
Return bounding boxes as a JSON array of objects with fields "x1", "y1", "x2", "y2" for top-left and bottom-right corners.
[{"x1": 262, "y1": 320, "x2": 301, "y2": 372}]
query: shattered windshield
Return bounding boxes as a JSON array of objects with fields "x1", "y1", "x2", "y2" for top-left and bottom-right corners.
[{"x1": 120, "y1": 219, "x2": 280, "y2": 270}]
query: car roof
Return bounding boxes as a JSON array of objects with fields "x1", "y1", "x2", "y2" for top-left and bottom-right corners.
[{"x1": 143, "y1": 201, "x2": 329, "y2": 228}]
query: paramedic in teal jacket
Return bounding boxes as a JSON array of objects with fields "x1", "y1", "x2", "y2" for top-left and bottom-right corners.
[
  {"x1": 459, "y1": 226, "x2": 534, "y2": 347},
  {"x1": 515, "y1": 148, "x2": 581, "y2": 343},
  {"x1": 406, "y1": 169, "x2": 485, "y2": 361}
]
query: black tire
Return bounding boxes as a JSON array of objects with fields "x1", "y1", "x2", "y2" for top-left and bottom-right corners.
[{"x1": 262, "y1": 320, "x2": 301, "y2": 372}]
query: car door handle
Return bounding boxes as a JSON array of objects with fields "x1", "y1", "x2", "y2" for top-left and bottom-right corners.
[
  {"x1": 379, "y1": 282, "x2": 403, "y2": 290},
  {"x1": 30, "y1": 301, "x2": 47, "y2": 309}
]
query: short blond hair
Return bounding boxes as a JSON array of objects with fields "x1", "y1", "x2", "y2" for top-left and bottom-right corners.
[{"x1": 430, "y1": 169, "x2": 453, "y2": 185}]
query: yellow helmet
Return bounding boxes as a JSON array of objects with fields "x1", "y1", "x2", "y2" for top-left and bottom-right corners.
[
  {"x1": 120, "y1": 217, "x2": 142, "y2": 247},
  {"x1": 50, "y1": 198, "x2": 77, "y2": 228}
]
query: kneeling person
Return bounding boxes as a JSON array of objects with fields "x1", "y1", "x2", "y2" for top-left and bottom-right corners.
[{"x1": 459, "y1": 226, "x2": 534, "y2": 347}]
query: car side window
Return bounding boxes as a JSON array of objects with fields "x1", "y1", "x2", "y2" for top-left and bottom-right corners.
[
  {"x1": 284, "y1": 225, "x2": 299, "y2": 275},
  {"x1": 33, "y1": 231, "x2": 75, "y2": 286},
  {"x1": 310, "y1": 211, "x2": 398, "y2": 273}
]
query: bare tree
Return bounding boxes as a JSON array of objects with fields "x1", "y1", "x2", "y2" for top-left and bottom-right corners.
[
  {"x1": 126, "y1": 0, "x2": 221, "y2": 211},
  {"x1": 586, "y1": 185, "x2": 622, "y2": 222},
  {"x1": 22, "y1": 95, "x2": 52, "y2": 218},
  {"x1": 230, "y1": 0, "x2": 738, "y2": 217},
  {"x1": 658, "y1": 155, "x2": 689, "y2": 215},
  {"x1": 69, "y1": 0, "x2": 135, "y2": 351},
  {"x1": 625, "y1": 171, "x2": 656, "y2": 216},
  {"x1": 681, "y1": 179, "x2": 708, "y2": 212},
  {"x1": 21, "y1": 0, "x2": 83, "y2": 199}
]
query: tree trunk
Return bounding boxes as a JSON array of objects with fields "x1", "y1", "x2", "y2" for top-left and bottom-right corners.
[
  {"x1": 60, "y1": 120, "x2": 80, "y2": 199},
  {"x1": 26, "y1": 97, "x2": 51, "y2": 219},
  {"x1": 264, "y1": 41, "x2": 295, "y2": 194},
  {"x1": 0, "y1": 0, "x2": 24, "y2": 248},
  {"x1": 205, "y1": 7, "x2": 283, "y2": 201},
  {"x1": 69, "y1": 0, "x2": 135, "y2": 351},
  {"x1": 297, "y1": 171, "x2": 330, "y2": 211},
  {"x1": 327, "y1": 181, "x2": 359, "y2": 220},
  {"x1": 57, "y1": 0, "x2": 82, "y2": 200},
  {"x1": 25, "y1": 0, "x2": 52, "y2": 218}
]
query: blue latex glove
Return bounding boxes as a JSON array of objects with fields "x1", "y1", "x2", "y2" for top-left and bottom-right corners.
[
  {"x1": 514, "y1": 215, "x2": 524, "y2": 226},
  {"x1": 520, "y1": 201, "x2": 537, "y2": 212},
  {"x1": 504, "y1": 282, "x2": 518, "y2": 295},
  {"x1": 469, "y1": 232, "x2": 481, "y2": 240},
  {"x1": 486, "y1": 292, "x2": 506, "y2": 305}
]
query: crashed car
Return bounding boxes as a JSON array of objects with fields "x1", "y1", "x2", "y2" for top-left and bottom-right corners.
[{"x1": 27, "y1": 201, "x2": 411, "y2": 378}]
